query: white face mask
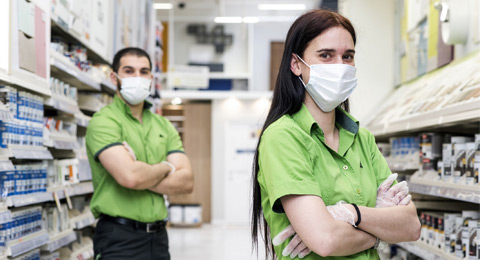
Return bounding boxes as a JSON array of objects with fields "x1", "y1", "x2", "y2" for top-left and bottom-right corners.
[
  {"x1": 116, "y1": 75, "x2": 152, "y2": 105},
  {"x1": 296, "y1": 54, "x2": 357, "y2": 112}
]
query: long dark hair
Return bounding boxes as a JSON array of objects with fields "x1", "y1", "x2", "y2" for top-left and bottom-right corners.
[{"x1": 251, "y1": 9, "x2": 356, "y2": 259}]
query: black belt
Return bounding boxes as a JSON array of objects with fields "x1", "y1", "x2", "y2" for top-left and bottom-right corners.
[{"x1": 100, "y1": 214, "x2": 166, "y2": 233}]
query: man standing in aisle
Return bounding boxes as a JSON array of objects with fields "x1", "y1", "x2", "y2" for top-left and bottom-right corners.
[{"x1": 86, "y1": 47, "x2": 193, "y2": 260}]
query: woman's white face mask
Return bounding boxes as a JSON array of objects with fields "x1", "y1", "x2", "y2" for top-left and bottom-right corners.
[
  {"x1": 115, "y1": 74, "x2": 152, "y2": 105},
  {"x1": 296, "y1": 54, "x2": 357, "y2": 112}
]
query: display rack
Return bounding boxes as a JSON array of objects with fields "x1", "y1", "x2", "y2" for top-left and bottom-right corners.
[
  {"x1": 7, "y1": 182, "x2": 93, "y2": 207},
  {"x1": 408, "y1": 181, "x2": 480, "y2": 204},
  {"x1": 160, "y1": 90, "x2": 272, "y2": 100},
  {"x1": 41, "y1": 229, "x2": 76, "y2": 253},
  {"x1": 6, "y1": 230, "x2": 49, "y2": 258},
  {"x1": 8, "y1": 146, "x2": 53, "y2": 160},
  {"x1": 396, "y1": 242, "x2": 461, "y2": 260},
  {"x1": 50, "y1": 51, "x2": 101, "y2": 91},
  {"x1": 47, "y1": 134, "x2": 80, "y2": 150},
  {"x1": 44, "y1": 96, "x2": 80, "y2": 115},
  {"x1": 71, "y1": 212, "x2": 96, "y2": 230},
  {"x1": 74, "y1": 113, "x2": 91, "y2": 128}
]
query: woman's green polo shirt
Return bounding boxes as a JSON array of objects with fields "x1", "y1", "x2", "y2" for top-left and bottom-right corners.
[
  {"x1": 86, "y1": 96, "x2": 184, "y2": 223},
  {"x1": 258, "y1": 104, "x2": 392, "y2": 259}
]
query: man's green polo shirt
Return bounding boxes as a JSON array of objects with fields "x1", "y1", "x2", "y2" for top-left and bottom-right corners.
[
  {"x1": 258, "y1": 104, "x2": 392, "y2": 259},
  {"x1": 86, "y1": 95, "x2": 184, "y2": 223}
]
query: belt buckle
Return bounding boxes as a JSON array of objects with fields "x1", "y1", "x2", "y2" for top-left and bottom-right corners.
[{"x1": 146, "y1": 223, "x2": 158, "y2": 233}]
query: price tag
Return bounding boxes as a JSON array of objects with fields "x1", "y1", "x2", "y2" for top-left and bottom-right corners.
[
  {"x1": 64, "y1": 188, "x2": 73, "y2": 210},
  {"x1": 53, "y1": 191, "x2": 62, "y2": 212}
]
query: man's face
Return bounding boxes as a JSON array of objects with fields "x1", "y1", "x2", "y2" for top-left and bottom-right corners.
[{"x1": 112, "y1": 55, "x2": 152, "y2": 87}]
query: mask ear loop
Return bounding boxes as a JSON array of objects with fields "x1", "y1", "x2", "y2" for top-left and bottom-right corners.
[{"x1": 294, "y1": 54, "x2": 309, "y2": 86}]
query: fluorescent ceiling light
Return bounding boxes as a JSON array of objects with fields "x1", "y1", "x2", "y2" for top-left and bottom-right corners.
[
  {"x1": 214, "y1": 17, "x2": 243, "y2": 23},
  {"x1": 243, "y1": 17, "x2": 259, "y2": 23},
  {"x1": 258, "y1": 4, "x2": 306, "y2": 10},
  {"x1": 153, "y1": 3, "x2": 173, "y2": 9}
]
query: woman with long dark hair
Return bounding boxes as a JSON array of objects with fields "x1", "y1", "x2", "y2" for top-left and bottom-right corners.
[{"x1": 251, "y1": 9, "x2": 420, "y2": 259}]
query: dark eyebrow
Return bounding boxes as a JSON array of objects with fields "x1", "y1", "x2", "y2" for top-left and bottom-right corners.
[
  {"x1": 121, "y1": 66, "x2": 151, "y2": 71},
  {"x1": 316, "y1": 49, "x2": 356, "y2": 54}
]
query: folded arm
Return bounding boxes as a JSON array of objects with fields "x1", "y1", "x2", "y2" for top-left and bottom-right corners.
[
  {"x1": 354, "y1": 202, "x2": 421, "y2": 243},
  {"x1": 281, "y1": 195, "x2": 376, "y2": 257},
  {"x1": 98, "y1": 145, "x2": 171, "y2": 190},
  {"x1": 148, "y1": 152, "x2": 193, "y2": 195}
]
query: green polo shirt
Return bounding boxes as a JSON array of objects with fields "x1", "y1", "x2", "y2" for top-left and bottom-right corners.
[
  {"x1": 258, "y1": 104, "x2": 392, "y2": 260},
  {"x1": 86, "y1": 95, "x2": 184, "y2": 223}
]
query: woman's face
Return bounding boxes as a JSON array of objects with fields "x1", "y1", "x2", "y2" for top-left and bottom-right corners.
[{"x1": 292, "y1": 26, "x2": 355, "y2": 82}]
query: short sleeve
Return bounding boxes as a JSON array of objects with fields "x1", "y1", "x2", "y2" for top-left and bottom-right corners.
[
  {"x1": 165, "y1": 119, "x2": 184, "y2": 154},
  {"x1": 86, "y1": 114, "x2": 122, "y2": 161},
  {"x1": 367, "y1": 130, "x2": 394, "y2": 187},
  {"x1": 259, "y1": 126, "x2": 322, "y2": 213}
]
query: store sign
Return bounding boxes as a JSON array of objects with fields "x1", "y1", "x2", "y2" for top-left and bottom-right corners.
[{"x1": 0, "y1": 1, "x2": 10, "y2": 71}]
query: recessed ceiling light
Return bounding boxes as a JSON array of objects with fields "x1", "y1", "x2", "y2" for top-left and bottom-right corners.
[
  {"x1": 258, "y1": 4, "x2": 306, "y2": 11},
  {"x1": 153, "y1": 3, "x2": 173, "y2": 9}
]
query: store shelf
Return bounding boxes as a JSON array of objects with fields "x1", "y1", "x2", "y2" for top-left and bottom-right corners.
[
  {"x1": 71, "y1": 212, "x2": 96, "y2": 230},
  {"x1": 6, "y1": 192, "x2": 53, "y2": 207},
  {"x1": 44, "y1": 96, "x2": 80, "y2": 115},
  {"x1": 9, "y1": 145, "x2": 53, "y2": 160},
  {"x1": 50, "y1": 19, "x2": 110, "y2": 65},
  {"x1": 6, "y1": 230, "x2": 49, "y2": 258},
  {"x1": 9, "y1": 69, "x2": 51, "y2": 97},
  {"x1": 101, "y1": 79, "x2": 116, "y2": 94},
  {"x1": 369, "y1": 98, "x2": 480, "y2": 138},
  {"x1": 160, "y1": 90, "x2": 272, "y2": 100},
  {"x1": 408, "y1": 181, "x2": 480, "y2": 204},
  {"x1": 69, "y1": 242, "x2": 94, "y2": 260},
  {"x1": 386, "y1": 160, "x2": 419, "y2": 171},
  {"x1": 50, "y1": 51, "x2": 101, "y2": 91},
  {"x1": 8, "y1": 182, "x2": 94, "y2": 207},
  {"x1": 396, "y1": 241, "x2": 460, "y2": 260},
  {"x1": 48, "y1": 134, "x2": 79, "y2": 150},
  {"x1": 74, "y1": 113, "x2": 91, "y2": 128},
  {"x1": 41, "y1": 229, "x2": 76, "y2": 252},
  {"x1": 164, "y1": 116, "x2": 185, "y2": 121}
]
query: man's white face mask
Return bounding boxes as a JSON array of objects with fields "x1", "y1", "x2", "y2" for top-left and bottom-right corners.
[
  {"x1": 115, "y1": 74, "x2": 152, "y2": 105},
  {"x1": 296, "y1": 54, "x2": 357, "y2": 112}
]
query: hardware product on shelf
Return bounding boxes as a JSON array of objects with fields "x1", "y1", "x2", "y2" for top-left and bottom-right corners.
[{"x1": 0, "y1": 163, "x2": 47, "y2": 198}]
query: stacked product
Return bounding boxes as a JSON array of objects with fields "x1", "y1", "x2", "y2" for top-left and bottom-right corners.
[
  {"x1": 0, "y1": 86, "x2": 44, "y2": 148},
  {"x1": 0, "y1": 163, "x2": 47, "y2": 198}
]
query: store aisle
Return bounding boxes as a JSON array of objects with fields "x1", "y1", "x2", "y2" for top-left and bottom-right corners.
[{"x1": 168, "y1": 224, "x2": 265, "y2": 260}]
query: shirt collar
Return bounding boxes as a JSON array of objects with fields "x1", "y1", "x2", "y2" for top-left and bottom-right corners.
[
  {"x1": 292, "y1": 104, "x2": 359, "y2": 135},
  {"x1": 113, "y1": 95, "x2": 153, "y2": 120}
]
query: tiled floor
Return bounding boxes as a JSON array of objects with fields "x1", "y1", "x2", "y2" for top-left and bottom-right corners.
[{"x1": 168, "y1": 224, "x2": 265, "y2": 260}]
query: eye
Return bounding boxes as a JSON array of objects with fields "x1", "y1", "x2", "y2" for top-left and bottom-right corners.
[
  {"x1": 319, "y1": 53, "x2": 331, "y2": 59},
  {"x1": 343, "y1": 54, "x2": 354, "y2": 61}
]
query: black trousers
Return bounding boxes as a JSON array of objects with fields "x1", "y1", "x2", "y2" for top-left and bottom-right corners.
[{"x1": 93, "y1": 217, "x2": 170, "y2": 260}]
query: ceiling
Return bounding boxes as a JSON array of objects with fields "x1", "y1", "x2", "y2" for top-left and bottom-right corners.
[{"x1": 154, "y1": 0, "x2": 325, "y2": 22}]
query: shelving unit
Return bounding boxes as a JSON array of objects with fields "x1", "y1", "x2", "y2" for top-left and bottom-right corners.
[
  {"x1": 41, "y1": 229, "x2": 77, "y2": 253},
  {"x1": 160, "y1": 90, "x2": 272, "y2": 100},
  {"x1": 6, "y1": 230, "x2": 49, "y2": 258},
  {"x1": 70, "y1": 212, "x2": 96, "y2": 230},
  {"x1": 396, "y1": 242, "x2": 461, "y2": 260},
  {"x1": 408, "y1": 181, "x2": 480, "y2": 204},
  {"x1": 50, "y1": 51, "x2": 101, "y2": 92}
]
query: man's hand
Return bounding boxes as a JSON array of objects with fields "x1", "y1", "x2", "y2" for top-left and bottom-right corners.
[{"x1": 272, "y1": 225, "x2": 311, "y2": 258}]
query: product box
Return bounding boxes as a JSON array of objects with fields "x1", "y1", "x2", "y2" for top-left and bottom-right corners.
[
  {"x1": 445, "y1": 213, "x2": 461, "y2": 253},
  {"x1": 420, "y1": 212, "x2": 427, "y2": 243},
  {"x1": 466, "y1": 219, "x2": 478, "y2": 260},
  {"x1": 465, "y1": 142, "x2": 476, "y2": 185},
  {"x1": 437, "y1": 161, "x2": 443, "y2": 180},
  {"x1": 455, "y1": 211, "x2": 480, "y2": 258},
  {"x1": 434, "y1": 214, "x2": 445, "y2": 250},
  {"x1": 452, "y1": 143, "x2": 467, "y2": 184},
  {"x1": 420, "y1": 133, "x2": 443, "y2": 170},
  {"x1": 443, "y1": 144, "x2": 453, "y2": 182}
]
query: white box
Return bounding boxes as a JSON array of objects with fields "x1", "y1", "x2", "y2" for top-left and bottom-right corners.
[
  {"x1": 443, "y1": 144, "x2": 453, "y2": 181},
  {"x1": 445, "y1": 213, "x2": 461, "y2": 253},
  {"x1": 466, "y1": 219, "x2": 478, "y2": 260},
  {"x1": 169, "y1": 205, "x2": 183, "y2": 223},
  {"x1": 465, "y1": 142, "x2": 476, "y2": 185},
  {"x1": 184, "y1": 205, "x2": 202, "y2": 224},
  {"x1": 456, "y1": 211, "x2": 480, "y2": 258},
  {"x1": 452, "y1": 143, "x2": 467, "y2": 184}
]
